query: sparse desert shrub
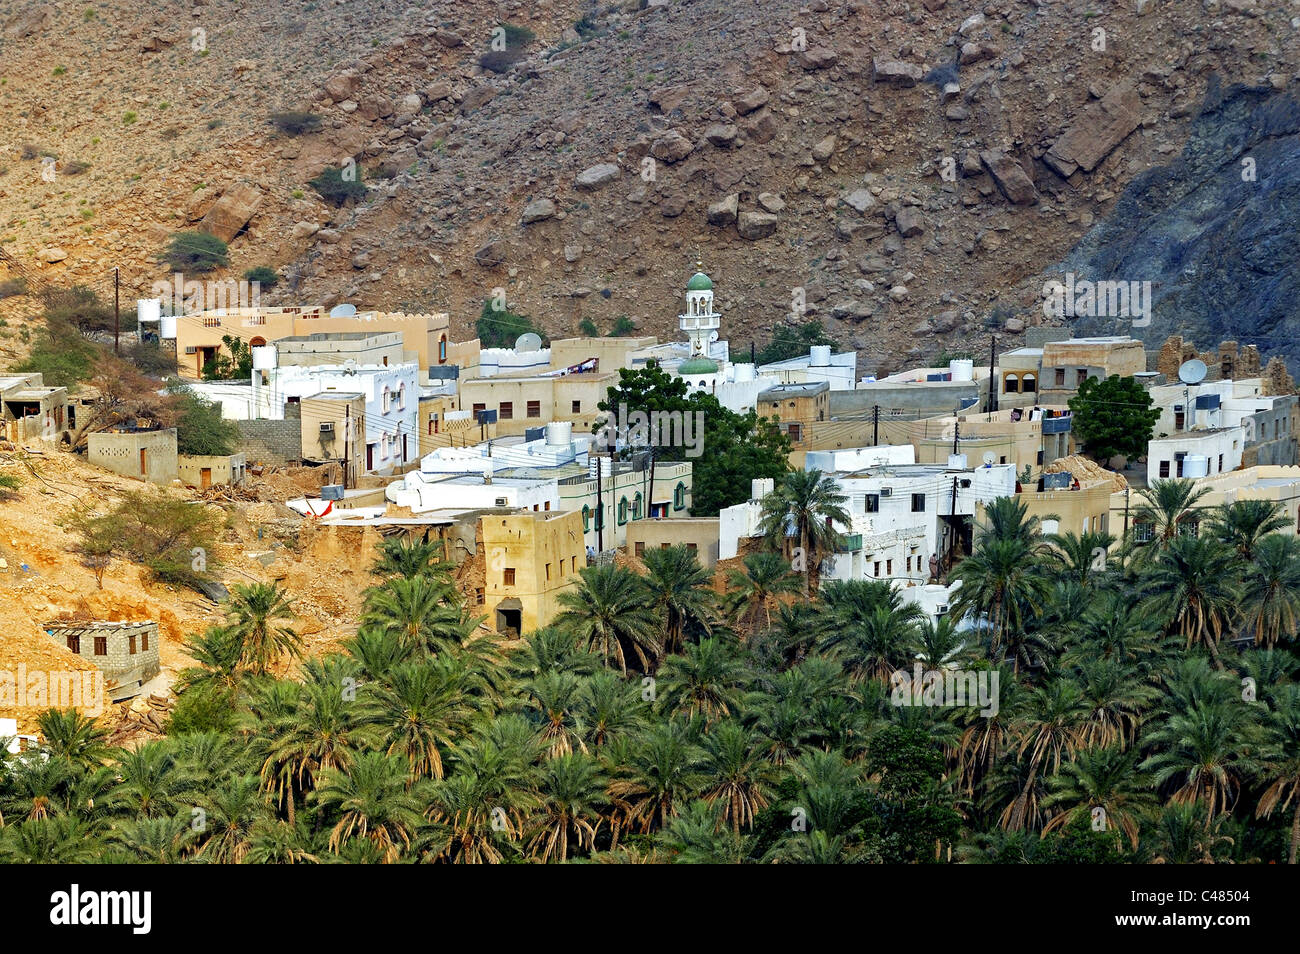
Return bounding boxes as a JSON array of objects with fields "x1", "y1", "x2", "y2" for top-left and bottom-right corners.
[
  {"x1": 0, "y1": 277, "x2": 28, "y2": 298},
  {"x1": 162, "y1": 230, "x2": 229, "y2": 272},
  {"x1": 63, "y1": 159, "x2": 91, "y2": 175},
  {"x1": 243, "y1": 265, "x2": 279, "y2": 287},
  {"x1": 309, "y1": 165, "x2": 367, "y2": 206},
  {"x1": 269, "y1": 110, "x2": 322, "y2": 136}
]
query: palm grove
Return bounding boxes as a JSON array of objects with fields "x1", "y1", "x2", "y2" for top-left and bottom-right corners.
[{"x1": 4, "y1": 466, "x2": 1300, "y2": 864}]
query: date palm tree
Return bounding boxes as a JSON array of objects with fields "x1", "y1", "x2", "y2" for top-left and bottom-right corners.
[
  {"x1": 724, "y1": 551, "x2": 799, "y2": 634},
  {"x1": 575, "y1": 670, "x2": 649, "y2": 748},
  {"x1": 1071, "y1": 656, "x2": 1160, "y2": 749},
  {"x1": 1256, "y1": 684, "x2": 1300, "y2": 864},
  {"x1": 108, "y1": 815, "x2": 193, "y2": 863},
  {"x1": 1209, "y1": 498, "x2": 1290, "y2": 562},
  {"x1": 360, "y1": 575, "x2": 470, "y2": 656},
  {"x1": 1130, "y1": 478, "x2": 1212, "y2": 557},
  {"x1": 370, "y1": 533, "x2": 452, "y2": 580},
  {"x1": 658, "y1": 799, "x2": 749, "y2": 863},
  {"x1": 641, "y1": 544, "x2": 714, "y2": 656},
  {"x1": 655, "y1": 637, "x2": 748, "y2": 723},
  {"x1": 35, "y1": 709, "x2": 110, "y2": 771},
  {"x1": 1045, "y1": 529, "x2": 1116, "y2": 586},
  {"x1": 523, "y1": 670, "x2": 586, "y2": 758},
  {"x1": 607, "y1": 720, "x2": 706, "y2": 834},
  {"x1": 527, "y1": 752, "x2": 609, "y2": 863},
  {"x1": 554, "y1": 565, "x2": 661, "y2": 674},
  {"x1": 315, "y1": 751, "x2": 429, "y2": 863},
  {"x1": 1141, "y1": 695, "x2": 1267, "y2": 826},
  {"x1": 226, "y1": 581, "x2": 302, "y2": 675},
  {"x1": 758, "y1": 468, "x2": 849, "y2": 596},
  {"x1": 1241, "y1": 533, "x2": 1300, "y2": 646},
  {"x1": 192, "y1": 774, "x2": 267, "y2": 863},
  {"x1": 910, "y1": 613, "x2": 969, "y2": 670},
  {"x1": 1003, "y1": 678, "x2": 1089, "y2": 831},
  {"x1": 111, "y1": 741, "x2": 189, "y2": 819},
  {"x1": 176, "y1": 625, "x2": 247, "y2": 694},
  {"x1": 1140, "y1": 536, "x2": 1242, "y2": 666},
  {"x1": 952, "y1": 537, "x2": 1052, "y2": 672},
  {"x1": 378, "y1": 657, "x2": 476, "y2": 780},
  {"x1": 1041, "y1": 744, "x2": 1156, "y2": 849},
  {"x1": 698, "y1": 720, "x2": 778, "y2": 836}
]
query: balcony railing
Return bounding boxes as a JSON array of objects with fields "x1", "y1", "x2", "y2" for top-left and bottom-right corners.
[
  {"x1": 837, "y1": 533, "x2": 863, "y2": 552},
  {"x1": 1041, "y1": 415, "x2": 1072, "y2": 434}
]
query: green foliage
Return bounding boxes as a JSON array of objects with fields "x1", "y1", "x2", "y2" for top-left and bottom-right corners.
[
  {"x1": 162, "y1": 230, "x2": 229, "y2": 273},
  {"x1": 578, "y1": 318, "x2": 599, "y2": 337},
  {"x1": 168, "y1": 381, "x2": 240, "y2": 455},
  {"x1": 754, "y1": 320, "x2": 840, "y2": 366},
  {"x1": 597, "y1": 360, "x2": 791, "y2": 516},
  {"x1": 0, "y1": 471, "x2": 20, "y2": 499},
  {"x1": 1068, "y1": 375, "x2": 1162, "y2": 462},
  {"x1": 243, "y1": 265, "x2": 280, "y2": 287},
  {"x1": 13, "y1": 310, "x2": 100, "y2": 389},
  {"x1": 64, "y1": 488, "x2": 219, "y2": 587},
  {"x1": 309, "y1": 164, "x2": 367, "y2": 206},
  {"x1": 609, "y1": 314, "x2": 637, "y2": 336},
  {"x1": 0, "y1": 277, "x2": 28, "y2": 298},
  {"x1": 201, "y1": 334, "x2": 253, "y2": 380},
  {"x1": 477, "y1": 298, "x2": 544, "y2": 349},
  {"x1": 6, "y1": 495, "x2": 1300, "y2": 866}
]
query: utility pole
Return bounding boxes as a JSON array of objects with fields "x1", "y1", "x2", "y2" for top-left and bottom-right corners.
[
  {"x1": 948, "y1": 475, "x2": 959, "y2": 568},
  {"x1": 646, "y1": 444, "x2": 657, "y2": 521},
  {"x1": 872, "y1": 404, "x2": 880, "y2": 446},
  {"x1": 595, "y1": 453, "x2": 604, "y2": 553},
  {"x1": 750, "y1": 341, "x2": 756, "y2": 364},
  {"x1": 1123, "y1": 486, "x2": 1131, "y2": 570},
  {"x1": 113, "y1": 267, "x2": 120, "y2": 354},
  {"x1": 986, "y1": 335, "x2": 998, "y2": 419},
  {"x1": 952, "y1": 419, "x2": 960, "y2": 456},
  {"x1": 342, "y1": 404, "x2": 350, "y2": 490}
]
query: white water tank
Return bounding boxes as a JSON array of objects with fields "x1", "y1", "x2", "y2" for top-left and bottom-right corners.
[
  {"x1": 948, "y1": 453, "x2": 968, "y2": 469},
  {"x1": 545, "y1": 420, "x2": 572, "y2": 446},
  {"x1": 1182, "y1": 455, "x2": 1209, "y2": 479},
  {"x1": 734, "y1": 363, "x2": 757, "y2": 382},
  {"x1": 159, "y1": 315, "x2": 178, "y2": 339},
  {"x1": 251, "y1": 345, "x2": 278, "y2": 371},
  {"x1": 949, "y1": 359, "x2": 974, "y2": 381},
  {"x1": 137, "y1": 298, "x2": 162, "y2": 324},
  {"x1": 810, "y1": 345, "x2": 832, "y2": 367}
]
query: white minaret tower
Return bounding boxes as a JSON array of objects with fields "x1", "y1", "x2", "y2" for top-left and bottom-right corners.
[{"x1": 677, "y1": 262, "x2": 720, "y2": 375}]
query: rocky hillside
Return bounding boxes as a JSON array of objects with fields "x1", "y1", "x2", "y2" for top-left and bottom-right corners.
[{"x1": 1, "y1": 0, "x2": 1297, "y2": 373}]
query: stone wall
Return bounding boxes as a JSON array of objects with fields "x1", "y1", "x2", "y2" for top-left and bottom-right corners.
[
  {"x1": 44, "y1": 621, "x2": 161, "y2": 701},
  {"x1": 236, "y1": 403, "x2": 302, "y2": 465}
]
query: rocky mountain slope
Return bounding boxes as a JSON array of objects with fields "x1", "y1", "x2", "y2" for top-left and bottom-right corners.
[{"x1": 1, "y1": 0, "x2": 1297, "y2": 372}]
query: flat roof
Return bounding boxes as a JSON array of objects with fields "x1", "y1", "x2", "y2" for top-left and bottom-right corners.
[
  {"x1": 759, "y1": 382, "x2": 829, "y2": 397},
  {"x1": 279, "y1": 332, "x2": 399, "y2": 343},
  {"x1": 304, "y1": 391, "x2": 364, "y2": 401}
]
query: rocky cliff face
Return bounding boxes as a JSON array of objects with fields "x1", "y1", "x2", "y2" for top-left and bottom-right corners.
[
  {"x1": 1, "y1": 0, "x2": 1297, "y2": 372},
  {"x1": 1061, "y1": 80, "x2": 1300, "y2": 371}
]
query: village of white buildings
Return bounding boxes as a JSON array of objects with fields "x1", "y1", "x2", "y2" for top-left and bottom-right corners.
[{"x1": 3, "y1": 265, "x2": 1298, "y2": 739}]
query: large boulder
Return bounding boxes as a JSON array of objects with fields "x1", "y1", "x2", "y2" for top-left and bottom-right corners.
[
  {"x1": 707, "y1": 194, "x2": 739, "y2": 227},
  {"x1": 199, "y1": 181, "x2": 264, "y2": 242},
  {"x1": 979, "y1": 149, "x2": 1038, "y2": 205},
  {"x1": 737, "y1": 211, "x2": 779, "y2": 240},
  {"x1": 650, "y1": 131, "x2": 694, "y2": 163},
  {"x1": 1044, "y1": 83, "x2": 1143, "y2": 177},
  {"x1": 872, "y1": 59, "x2": 924, "y2": 87},
  {"x1": 520, "y1": 198, "x2": 556, "y2": 225},
  {"x1": 575, "y1": 163, "x2": 620, "y2": 191}
]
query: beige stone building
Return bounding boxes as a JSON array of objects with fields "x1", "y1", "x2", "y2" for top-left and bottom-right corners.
[
  {"x1": 758, "y1": 382, "x2": 829, "y2": 444},
  {"x1": 626, "y1": 517, "x2": 721, "y2": 567},
  {"x1": 170, "y1": 306, "x2": 474, "y2": 379},
  {"x1": 476, "y1": 510, "x2": 586, "y2": 637},
  {"x1": 88, "y1": 428, "x2": 179, "y2": 484},
  {"x1": 299, "y1": 391, "x2": 365, "y2": 487},
  {"x1": 1037, "y1": 336, "x2": 1147, "y2": 403},
  {"x1": 178, "y1": 452, "x2": 248, "y2": 489},
  {"x1": 460, "y1": 370, "x2": 617, "y2": 438}
]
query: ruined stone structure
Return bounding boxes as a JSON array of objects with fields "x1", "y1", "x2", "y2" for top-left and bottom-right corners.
[{"x1": 44, "y1": 621, "x2": 160, "y2": 701}]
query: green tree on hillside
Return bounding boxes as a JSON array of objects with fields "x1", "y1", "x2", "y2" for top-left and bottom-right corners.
[{"x1": 1068, "y1": 375, "x2": 1161, "y2": 463}]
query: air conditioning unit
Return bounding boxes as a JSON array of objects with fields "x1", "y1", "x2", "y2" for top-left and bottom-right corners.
[
  {"x1": 494, "y1": 497, "x2": 508, "y2": 507},
  {"x1": 935, "y1": 603, "x2": 950, "y2": 615},
  {"x1": 880, "y1": 487, "x2": 893, "y2": 497},
  {"x1": 319, "y1": 422, "x2": 335, "y2": 433}
]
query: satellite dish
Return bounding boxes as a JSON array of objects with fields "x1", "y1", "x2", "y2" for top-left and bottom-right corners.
[
  {"x1": 982, "y1": 451, "x2": 996, "y2": 466},
  {"x1": 343, "y1": 358, "x2": 357, "y2": 375},
  {"x1": 1177, "y1": 359, "x2": 1207, "y2": 385},
  {"x1": 709, "y1": 330, "x2": 719, "y2": 342},
  {"x1": 329, "y1": 303, "x2": 357, "y2": 318},
  {"x1": 515, "y1": 332, "x2": 543, "y2": 353}
]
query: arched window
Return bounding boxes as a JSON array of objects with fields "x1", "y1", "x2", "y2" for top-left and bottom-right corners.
[
  {"x1": 1022, "y1": 373, "x2": 1037, "y2": 393},
  {"x1": 618, "y1": 497, "x2": 629, "y2": 525},
  {"x1": 398, "y1": 382, "x2": 406, "y2": 410},
  {"x1": 673, "y1": 482, "x2": 686, "y2": 511},
  {"x1": 439, "y1": 335, "x2": 448, "y2": 363},
  {"x1": 1004, "y1": 373, "x2": 1020, "y2": 394},
  {"x1": 632, "y1": 492, "x2": 643, "y2": 520},
  {"x1": 582, "y1": 505, "x2": 591, "y2": 532},
  {"x1": 382, "y1": 387, "x2": 391, "y2": 413}
]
